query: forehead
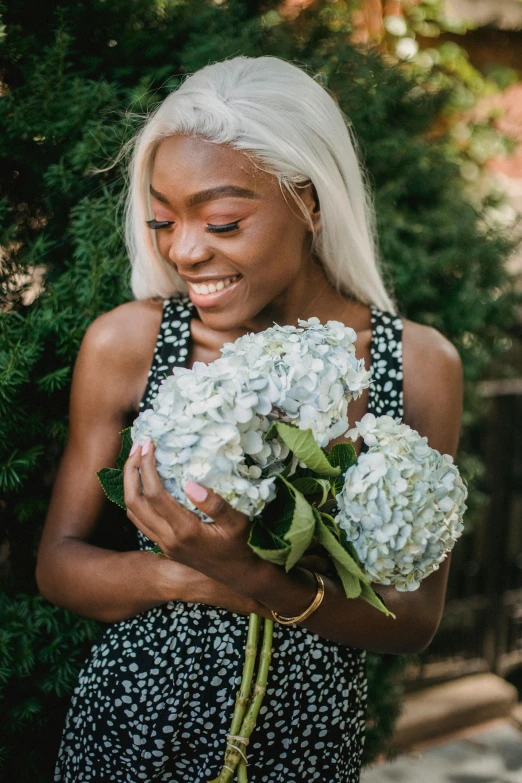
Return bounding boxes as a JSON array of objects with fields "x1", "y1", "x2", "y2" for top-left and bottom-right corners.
[{"x1": 151, "y1": 135, "x2": 276, "y2": 195}]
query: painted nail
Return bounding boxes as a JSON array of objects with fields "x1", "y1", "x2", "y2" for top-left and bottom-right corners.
[
  {"x1": 141, "y1": 437, "x2": 152, "y2": 456},
  {"x1": 129, "y1": 442, "x2": 140, "y2": 456},
  {"x1": 184, "y1": 481, "x2": 208, "y2": 503}
]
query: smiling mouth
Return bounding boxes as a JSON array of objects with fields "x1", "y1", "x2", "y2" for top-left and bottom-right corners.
[{"x1": 188, "y1": 274, "x2": 241, "y2": 296}]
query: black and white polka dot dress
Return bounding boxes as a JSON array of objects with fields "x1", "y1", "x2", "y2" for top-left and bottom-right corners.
[{"x1": 54, "y1": 296, "x2": 403, "y2": 783}]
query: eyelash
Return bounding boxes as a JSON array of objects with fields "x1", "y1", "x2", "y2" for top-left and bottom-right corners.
[
  {"x1": 146, "y1": 219, "x2": 173, "y2": 230},
  {"x1": 146, "y1": 219, "x2": 240, "y2": 233},
  {"x1": 207, "y1": 221, "x2": 240, "y2": 234}
]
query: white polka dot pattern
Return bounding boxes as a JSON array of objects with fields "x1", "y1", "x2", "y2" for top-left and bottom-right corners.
[
  {"x1": 138, "y1": 298, "x2": 193, "y2": 412},
  {"x1": 54, "y1": 296, "x2": 404, "y2": 782},
  {"x1": 366, "y1": 307, "x2": 404, "y2": 418}
]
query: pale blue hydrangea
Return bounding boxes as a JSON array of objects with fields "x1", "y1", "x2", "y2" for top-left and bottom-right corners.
[
  {"x1": 335, "y1": 413, "x2": 467, "y2": 591},
  {"x1": 132, "y1": 359, "x2": 287, "y2": 520},
  {"x1": 221, "y1": 318, "x2": 371, "y2": 447},
  {"x1": 133, "y1": 319, "x2": 371, "y2": 519}
]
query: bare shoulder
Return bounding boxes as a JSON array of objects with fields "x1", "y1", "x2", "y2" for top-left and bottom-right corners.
[
  {"x1": 402, "y1": 319, "x2": 462, "y2": 383},
  {"x1": 75, "y1": 299, "x2": 164, "y2": 413},
  {"x1": 83, "y1": 299, "x2": 163, "y2": 357},
  {"x1": 401, "y1": 318, "x2": 463, "y2": 456}
]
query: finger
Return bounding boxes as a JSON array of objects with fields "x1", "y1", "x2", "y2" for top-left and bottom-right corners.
[
  {"x1": 183, "y1": 481, "x2": 248, "y2": 530},
  {"x1": 123, "y1": 443, "x2": 147, "y2": 510},
  {"x1": 139, "y1": 443, "x2": 173, "y2": 512},
  {"x1": 139, "y1": 446, "x2": 203, "y2": 541},
  {"x1": 126, "y1": 507, "x2": 163, "y2": 549},
  {"x1": 124, "y1": 442, "x2": 171, "y2": 541}
]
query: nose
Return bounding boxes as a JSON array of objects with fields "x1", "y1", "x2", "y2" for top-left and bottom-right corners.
[{"x1": 166, "y1": 223, "x2": 214, "y2": 270}]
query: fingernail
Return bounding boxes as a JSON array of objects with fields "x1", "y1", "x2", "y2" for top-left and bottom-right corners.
[
  {"x1": 184, "y1": 481, "x2": 208, "y2": 503},
  {"x1": 129, "y1": 442, "x2": 140, "y2": 456},
  {"x1": 141, "y1": 437, "x2": 152, "y2": 456}
]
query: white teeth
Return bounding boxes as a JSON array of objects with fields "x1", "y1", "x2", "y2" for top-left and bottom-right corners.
[{"x1": 190, "y1": 275, "x2": 239, "y2": 295}]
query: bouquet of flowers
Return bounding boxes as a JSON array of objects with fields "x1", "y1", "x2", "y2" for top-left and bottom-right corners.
[{"x1": 98, "y1": 318, "x2": 467, "y2": 783}]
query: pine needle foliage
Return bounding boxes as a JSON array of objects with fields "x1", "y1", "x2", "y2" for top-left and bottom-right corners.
[{"x1": 0, "y1": 1, "x2": 519, "y2": 779}]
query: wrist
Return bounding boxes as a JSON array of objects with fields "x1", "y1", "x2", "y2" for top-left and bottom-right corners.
[
  {"x1": 143, "y1": 550, "x2": 187, "y2": 604},
  {"x1": 238, "y1": 558, "x2": 318, "y2": 619}
]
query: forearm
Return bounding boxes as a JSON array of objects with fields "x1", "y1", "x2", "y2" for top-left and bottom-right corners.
[
  {"x1": 36, "y1": 539, "x2": 179, "y2": 623},
  {"x1": 236, "y1": 560, "x2": 441, "y2": 654},
  {"x1": 36, "y1": 539, "x2": 273, "y2": 623}
]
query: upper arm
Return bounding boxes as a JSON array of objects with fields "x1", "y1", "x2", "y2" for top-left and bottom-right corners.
[
  {"x1": 38, "y1": 301, "x2": 162, "y2": 554},
  {"x1": 402, "y1": 320, "x2": 463, "y2": 458}
]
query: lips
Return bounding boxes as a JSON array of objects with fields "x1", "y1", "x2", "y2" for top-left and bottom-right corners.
[
  {"x1": 187, "y1": 274, "x2": 241, "y2": 296},
  {"x1": 185, "y1": 274, "x2": 243, "y2": 307}
]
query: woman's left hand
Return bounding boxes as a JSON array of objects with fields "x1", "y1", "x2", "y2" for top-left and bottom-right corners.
[{"x1": 123, "y1": 440, "x2": 260, "y2": 586}]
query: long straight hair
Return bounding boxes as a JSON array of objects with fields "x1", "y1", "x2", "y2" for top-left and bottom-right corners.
[{"x1": 125, "y1": 56, "x2": 396, "y2": 313}]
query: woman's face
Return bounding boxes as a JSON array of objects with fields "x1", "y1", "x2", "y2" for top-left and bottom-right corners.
[{"x1": 149, "y1": 135, "x2": 320, "y2": 332}]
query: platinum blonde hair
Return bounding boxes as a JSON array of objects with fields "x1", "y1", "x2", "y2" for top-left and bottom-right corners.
[{"x1": 126, "y1": 55, "x2": 396, "y2": 313}]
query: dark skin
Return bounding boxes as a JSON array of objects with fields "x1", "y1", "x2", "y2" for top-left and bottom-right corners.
[{"x1": 36, "y1": 136, "x2": 463, "y2": 654}]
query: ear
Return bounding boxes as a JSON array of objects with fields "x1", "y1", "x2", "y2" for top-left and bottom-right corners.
[{"x1": 299, "y1": 181, "x2": 321, "y2": 232}]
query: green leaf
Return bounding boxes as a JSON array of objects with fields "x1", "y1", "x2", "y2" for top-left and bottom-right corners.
[
  {"x1": 277, "y1": 476, "x2": 318, "y2": 570},
  {"x1": 290, "y1": 477, "x2": 331, "y2": 506},
  {"x1": 97, "y1": 467, "x2": 125, "y2": 509},
  {"x1": 248, "y1": 519, "x2": 290, "y2": 566},
  {"x1": 327, "y1": 441, "x2": 358, "y2": 471},
  {"x1": 313, "y1": 509, "x2": 367, "y2": 582},
  {"x1": 96, "y1": 428, "x2": 132, "y2": 508},
  {"x1": 339, "y1": 527, "x2": 363, "y2": 566},
  {"x1": 313, "y1": 510, "x2": 394, "y2": 616},
  {"x1": 332, "y1": 561, "x2": 362, "y2": 598},
  {"x1": 116, "y1": 427, "x2": 133, "y2": 470},
  {"x1": 327, "y1": 442, "x2": 358, "y2": 494},
  {"x1": 266, "y1": 422, "x2": 340, "y2": 477}
]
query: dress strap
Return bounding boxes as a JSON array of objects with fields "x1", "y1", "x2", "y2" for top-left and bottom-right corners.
[
  {"x1": 366, "y1": 306, "x2": 404, "y2": 419},
  {"x1": 139, "y1": 295, "x2": 194, "y2": 411}
]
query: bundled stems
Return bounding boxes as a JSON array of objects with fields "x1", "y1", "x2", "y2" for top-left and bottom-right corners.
[
  {"x1": 212, "y1": 615, "x2": 274, "y2": 783},
  {"x1": 237, "y1": 618, "x2": 273, "y2": 742},
  {"x1": 231, "y1": 613, "x2": 262, "y2": 737}
]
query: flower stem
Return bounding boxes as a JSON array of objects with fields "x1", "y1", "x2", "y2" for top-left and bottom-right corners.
[
  {"x1": 237, "y1": 761, "x2": 248, "y2": 783},
  {"x1": 210, "y1": 613, "x2": 261, "y2": 783},
  {"x1": 231, "y1": 613, "x2": 262, "y2": 736},
  {"x1": 238, "y1": 618, "x2": 274, "y2": 740}
]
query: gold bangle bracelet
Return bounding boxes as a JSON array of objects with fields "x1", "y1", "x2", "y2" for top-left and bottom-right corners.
[{"x1": 271, "y1": 571, "x2": 325, "y2": 626}]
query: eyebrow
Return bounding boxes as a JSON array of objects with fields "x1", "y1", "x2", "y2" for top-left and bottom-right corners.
[{"x1": 150, "y1": 184, "x2": 260, "y2": 207}]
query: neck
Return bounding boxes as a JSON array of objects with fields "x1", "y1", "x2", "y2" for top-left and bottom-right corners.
[
  {"x1": 189, "y1": 258, "x2": 369, "y2": 357},
  {"x1": 246, "y1": 259, "x2": 356, "y2": 333}
]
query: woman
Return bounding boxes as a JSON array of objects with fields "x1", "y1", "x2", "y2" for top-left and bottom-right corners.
[{"x1": 37, "y1": 56, "x2": 463, "y2": 782}]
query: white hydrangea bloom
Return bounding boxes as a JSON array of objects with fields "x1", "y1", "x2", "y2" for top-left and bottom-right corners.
[
  {"x1": 132, "y1": 359, "x2": 287, "y2": 521},
  {"x1": 221, "y1": 318, "x2": 371, "y2": 447},
  {"x1": 335, "y1": 413, "x2": 467, "y2": 591}
]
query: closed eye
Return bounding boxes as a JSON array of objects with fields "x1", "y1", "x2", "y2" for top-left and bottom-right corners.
[
  {"x1": 206, "y1": 221, "x2": 240, "y2": 234},
  {"x1": 146, "y1": 218, "x2": 174, "y2": 230}
]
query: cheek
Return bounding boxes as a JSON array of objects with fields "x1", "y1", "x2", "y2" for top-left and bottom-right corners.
[{"x1": 243, "y1": 218, "x2": 308, "y2": 279}]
